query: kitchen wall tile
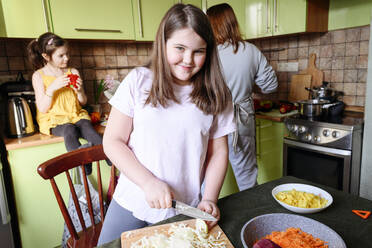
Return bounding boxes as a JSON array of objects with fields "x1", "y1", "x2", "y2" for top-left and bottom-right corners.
[
  {"x1": 320, "y1": 45, "x2": 332, "y2": 58},
  {"x1": 69, "y1": 56, "x2": 82, "y2": 69},
  {"x1": 323, "y1": 70, "x2": 331, "y2": 82},
  {"x1": 278, "y1": 39, "x2": 289, "y2": 49},
  {"x1": 69, "y1": 43, "x2": 81, "y2": 56},
  {"x1": 278, "y1": 81, "x2": 287, "y2": 92},
  {"x1": 319, "y1": 57, "x2": 332, "y2": 70},
  {"x1": 345, "y1": 42, "x2": 360, "y2": 56},
  {"x1": 358, "y1": 69, "x2": 367, "y2": 83},
  {"x1": 357, "y1": 55, "x2": 368, "y2": 69},
  {"x1": 0, "y1": 41, "x2": 6, "y2": 56},
  {"x1": 343, "y1": 95, "x2": 356, "y2": 105},
  {"x1": 8, "y1": 57, "x2": 25, "y2": 70},
  {"x1": 320, "y1": 32, "x2": 332, "y2": 45},
  {"x1": 330, "y1": 82, "x2": 343, "y2": 91},
  {"x1": 95, "y1": 69, "x2": 107, "y2": 80},
  {"x1": 80, "y1": 43, "x2": 93, "y2": 55},
  {"x1": 261, "y1": 39, "x2": 271, "y2": 50},
  {"x1": 343, "y1": 83, "x2": 357, "y2": 95},
  {"x1": 269, "y1": 38, "x2": 278, "y2": 49},
  {"x1": 137, "y1": 44, "x2": 149, "y2": 55},
  {"x1": 6, "y1": 41, "x2": 23, "y2": 56},
  {"x1": 308, "y1": 46, "x2": 320, "y2": 59},
  {"x1": 332, "y1": 30, "x2": 346, "y2": 43},
  {"x1": 288, "y1": 36, "x2": 298, "y2": 48},
  {"x1": 24, "y1": 57, "x2": 32, "y2": 70},
  {"x1": 94, "y1": 55, "x2": 105, "y2": 67},
  {"x1": 298, "y1": 36, "x2": 309, "y2": 47},
  {"x1": 263, "y1": 52, "x2": 270, "y2": 60},
  {"x1": 82, "y1": 69, "x2": 96, "y2": 80},
  {"x1": 127, "y1": 44, "x2": 137, "y2": 55},
  {"x1": 360, "y1": 41, "x2": 369, "y2": 55},
  {"x1": 344, "y1": 56, "x2": 357, "y2": 69},
  {"x1": 117, "y1": 56, "x2": 128, "y2": 66},
  {"x1": 331, "y1": 70, "x2": 344, "y2": 83},
  {"x1": 93, "y1": 45, "x2": 105, "y2": 55},
  {"x1": 116, "y1": 43, "x2": 127, "y2": 56},
  {"x1": 298, "y1": 58, "x2": 308, "y2": 71},
  {"x1": 346, "y1": 27, "x2": 361, "y2": 42},
  {"x1": 360, "y1": 25, "x2": 370, "y2": 41},
  {"x1": 270, "y1": 60, "x2": 278, "y2": 70},
  {"x1": 82, "y1": 56, "x2": 95, "y2": 68},
  {"x1": 333, "y1": 43, "x2": 345, "y2": 57},
  {"x1": 309, "y1": 33, "x2": 321, "y2": 46},
  {"x1": 298, "y1": 47, "x2": 308, "y2": 58},
  {"x1": 105, "y1": 56, "x2": 117, "y2": 67},
  {"x1": 106, "y1": 69, "x2": 118, "y2": 79},
  {"x1": 270, "y1": 51, "x2": 279, "y2": 60},
  {"x1": 118, "y1": 69, "x2": 130, "y2": 80},
  {"x1": 344, "y1": 70, "x2": 358, "y2": 83},
  {"x1": 104, "y1": 43, "x2": 116, "y2": 55},
  {"x1": 357, "y1": 83, "x2": 366, "y2": 96},
  {"x1": 331, "y1": 57, "x2": 344, "y2": 70},
  {"x1": 0, "y1": 57, "x2": 8, "y2": 71},
  {"x1": 356, "y1": 96, "x2": 365, "y2": 106}
]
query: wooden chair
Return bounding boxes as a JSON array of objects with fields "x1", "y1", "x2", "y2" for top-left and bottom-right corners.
[{"x1": 37, "y1": 144, "x2": 117, "y2": 248}]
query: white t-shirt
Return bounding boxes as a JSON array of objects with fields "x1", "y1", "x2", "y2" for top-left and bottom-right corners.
[{"x1": 109, "y1": 67, "x2": 236, "y2": 223}]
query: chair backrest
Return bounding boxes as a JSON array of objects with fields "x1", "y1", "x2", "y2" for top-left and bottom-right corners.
[{"x1": 37, "y1": 144, "x2": 117, "y2": 248}]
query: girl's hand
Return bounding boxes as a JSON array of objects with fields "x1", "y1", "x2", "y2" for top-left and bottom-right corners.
[
  {"x1": 197, "y1": 200, "x2": 220, "y2": 229},
  {"x1": 47, "y1": 75, "x2": 69, "y2": 94},
  {"x1": 73, "y1": 77, "x2": 84, "y2": 94},
  {"x1": 142, "y1": 177, "x2": 173, "y2": 209}
]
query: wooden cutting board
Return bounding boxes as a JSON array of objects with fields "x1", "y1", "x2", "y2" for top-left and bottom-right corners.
[
  {"x1": 121, "y1": 219, "x2": 234, "y2": 247},
  {"x1": 299, "y1": 53, "x2": 323, "y2": 88},
  {"x1": 288, "y1": 74, "x2": 312, "y2": 102}
]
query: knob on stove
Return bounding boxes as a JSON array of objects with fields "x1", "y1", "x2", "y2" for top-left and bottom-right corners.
[
  {"x1": 313, "y1": 136, "x2": 321, "y2": 142},
  {"x1": 323, "y1": 129, "x2": 330, "y2": 137},
  {"x1": 298, "y1": 126, "x2": 306, "y2": 133},
  {"x1": 305, "y1": 134, "x2": 312, "y2": 141},
  {"x1": 332, "y1": 131, "x2": 340, "y2": 138}
]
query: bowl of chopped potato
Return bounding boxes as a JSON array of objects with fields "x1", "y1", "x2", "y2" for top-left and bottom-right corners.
[{"x1": 271, "y1": 183, "x2": 333, "y2": 214}]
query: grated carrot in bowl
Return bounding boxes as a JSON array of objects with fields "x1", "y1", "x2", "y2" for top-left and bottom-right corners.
[{"x1": 264, "y1": 227, "x2": 328, "y2": 248}]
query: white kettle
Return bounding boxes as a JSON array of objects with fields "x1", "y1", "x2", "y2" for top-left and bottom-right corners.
[{"x1": 7, "y1": 97, "x2": 35, "y2": 138}]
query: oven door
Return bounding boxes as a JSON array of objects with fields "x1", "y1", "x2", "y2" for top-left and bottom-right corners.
[{"x1": 283, "y1": 138, "x2": 351, "y2": 193}]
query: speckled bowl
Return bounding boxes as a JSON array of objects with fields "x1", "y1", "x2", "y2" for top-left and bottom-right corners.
[{"x1": 241, "y1": 213, "x2": 346, "y2": 248}]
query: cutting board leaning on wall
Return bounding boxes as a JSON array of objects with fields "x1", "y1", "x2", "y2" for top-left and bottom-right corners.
[
  {"x1": 288, "y1": 74, "x2": 312, "y2": 102},
  {"x1": 299, "y1": 53, "x2": 324, "y2": 88}
]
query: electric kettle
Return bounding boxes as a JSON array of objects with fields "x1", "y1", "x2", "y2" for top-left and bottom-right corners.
[{"x1": 7, "y1": 97, "x2": 35, "y2": 138}]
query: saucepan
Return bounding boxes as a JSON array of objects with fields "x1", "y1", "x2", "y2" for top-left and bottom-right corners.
[{"x1": 297, "y1": 99, "x2": 343, "y2": 118}]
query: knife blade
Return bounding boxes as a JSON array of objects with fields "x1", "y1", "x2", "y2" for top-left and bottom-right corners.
[{"x1": 171, "y1": 200, "x2": 217, "y2": 221}]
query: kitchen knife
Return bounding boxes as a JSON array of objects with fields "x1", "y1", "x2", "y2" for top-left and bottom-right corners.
[{"x1": 171, "y1": 200, "x2": 217, "y2": 221}]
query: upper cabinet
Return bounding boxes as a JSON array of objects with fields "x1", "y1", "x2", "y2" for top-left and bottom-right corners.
[
  {"x1": 48, "y1": 0, "x2": 135, "y2": 40},
  {"x1": 0, "y1": 0, "x2": 48, "y2": 38},
  {"x1": 205, "y1": 0, "x2": 246, "y2": 38},
  {"x1": 245, "y1": 0, "x2": 329, "y2": 39},
  {"x1": 131, "y1": 0, "x2": 174, "y2": 41}
]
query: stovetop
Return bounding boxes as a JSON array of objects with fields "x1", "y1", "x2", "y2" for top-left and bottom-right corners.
[{"x1": 284, "y1": 113, "x2": 364, "y2": 150}]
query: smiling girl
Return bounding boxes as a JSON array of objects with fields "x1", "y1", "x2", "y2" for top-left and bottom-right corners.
[{"x1": 98, "y1": 3, "x2": 236, "y2": 245}]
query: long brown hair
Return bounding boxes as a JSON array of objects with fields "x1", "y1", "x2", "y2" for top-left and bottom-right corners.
[
  {"x1": 146, "y1": 3, "x2": 231, "y2": 115},
  {"x1": 27, "y1": 32, "x2": 67, "y2": 70},
  {"x1": 206, "y1": 3, "x2": 244, "y2": 53}
]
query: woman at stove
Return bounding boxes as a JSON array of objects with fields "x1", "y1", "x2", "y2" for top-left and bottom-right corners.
[{"x1": 207, "y1": 3, "x2": 278, "y2": 190}]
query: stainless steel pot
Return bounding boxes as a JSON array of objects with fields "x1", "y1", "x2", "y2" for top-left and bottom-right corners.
[
  {"x1": 7, "y1": 97, "x2": 35, "y2": 138},
  {"x1": 297, "y1": 99, "x2": 330, "y2": 117}
]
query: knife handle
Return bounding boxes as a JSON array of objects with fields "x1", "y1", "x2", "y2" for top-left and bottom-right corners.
[{"x1": 171, "y1": 200, "x2": 176, "y2": 208}]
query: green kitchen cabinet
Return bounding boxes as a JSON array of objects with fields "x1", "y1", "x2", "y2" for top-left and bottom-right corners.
[
  {"x1": 329, "y1": 0, "x2": 372, "y2": 30},
  {"x1": 178, "y1": 0, "x2": 202, "y2": 8},
  {"x1": 48, "y1": 0, "x2": 135, "y2": 40},
  {"x1": 131, "y1": 0, "x2": 174, "y2": 41},
  {"x1": 7, "y1": 142, "x2": 112, "y2": 248},
  {"x1": 204, "y1": 0, "x2": 246, "y2": 38},
  {"x1": 245, "y1": 0, "x2": 329, "y2": 39},
  {"x1": 255, "y1": 118, "x2": 286, "y2": 184},
  {"x1": 0, "y1": 0, "x2": 49, "y2": 38}
]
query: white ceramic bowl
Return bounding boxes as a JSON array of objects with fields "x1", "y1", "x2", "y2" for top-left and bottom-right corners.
[{"x1": 272, "y1": 183, "x2": 333, "y2": 214}]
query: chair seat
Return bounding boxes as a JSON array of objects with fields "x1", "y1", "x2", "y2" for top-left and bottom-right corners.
[{"x1": 67, "y1": 222, "x2": 102, "y2": 248}]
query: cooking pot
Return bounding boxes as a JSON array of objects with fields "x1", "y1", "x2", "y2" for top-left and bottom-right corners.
[
  {"x1": 7, "y1": 97, "x2": 35, "y2": 138},
  {"x1": 298, "y1": 99, "x2": 330, "y2": 117},
  {"x1": 305, "y1": 82, "x2": 343, "y2": 102}
]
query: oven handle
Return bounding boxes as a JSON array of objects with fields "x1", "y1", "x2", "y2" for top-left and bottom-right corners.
[{"x1": 284, "y1": 139, "x2": 351, "y2": 156}]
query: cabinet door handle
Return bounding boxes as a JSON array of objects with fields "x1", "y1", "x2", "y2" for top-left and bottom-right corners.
[
  {"x1": 273, "y1": 0, "x2": 278, "y2": 32},
  {"x1": 74, "y1": 28, "x2": 122, "y2": 33},
  {"x1": 41, "y1": 0, "x2": 50, "y2": 32},
  {"x1": 137, "y1": 0, "x2": 143, "y2": 37}
]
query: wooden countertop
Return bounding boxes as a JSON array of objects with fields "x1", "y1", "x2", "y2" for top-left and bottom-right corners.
[{"x1": 5, "y1": 124, "x2": 106, "y2": 151}]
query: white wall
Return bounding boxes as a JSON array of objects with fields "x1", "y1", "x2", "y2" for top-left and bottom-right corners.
[{"x1": 360, "y1": 23, "x2": 372, "y2": 200}]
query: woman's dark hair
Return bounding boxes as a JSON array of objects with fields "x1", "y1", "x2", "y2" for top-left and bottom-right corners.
[
  {"x1": 27, "y1": 32, "x2": 67, "y2": 70},
  {"x1": 206, "y1": 3, "x2": 244, "y2": 53},
  {"x1": 147, "y1": 3, "x2": 231, "y2": 115}
]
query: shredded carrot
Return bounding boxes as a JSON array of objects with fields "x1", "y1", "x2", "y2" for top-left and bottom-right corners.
[{"x1": 264, "y1": 227, "x2": 328, "y2": 248}]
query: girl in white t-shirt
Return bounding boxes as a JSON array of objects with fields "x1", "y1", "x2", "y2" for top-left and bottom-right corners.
[{"x1": 98, "y1": 4, "x2": 236, "y2": 245}]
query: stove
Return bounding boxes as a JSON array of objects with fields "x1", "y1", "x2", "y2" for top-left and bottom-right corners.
[
  {"x1": 283, "y1": 113, "x2": 364, "y2": 195},
  {"x1": 284, "y1": 113, "x2": 364, "y2": 150}
]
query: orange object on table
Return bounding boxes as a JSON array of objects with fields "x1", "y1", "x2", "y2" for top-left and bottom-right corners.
[
  {"x1": 352, "y1": 210, "x2": 371, "y2": 219},
  {"x1": 90, "y1": 112, "x2": 101, "y2": 124}
]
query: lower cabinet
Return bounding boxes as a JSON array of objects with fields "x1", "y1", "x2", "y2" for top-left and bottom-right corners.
[
  {"x1": 8, "y1": 142, "x2": 112, "y2": 248},
  {"x1": 256, "y1": 118, "x2": 286, "y2": 184}
]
